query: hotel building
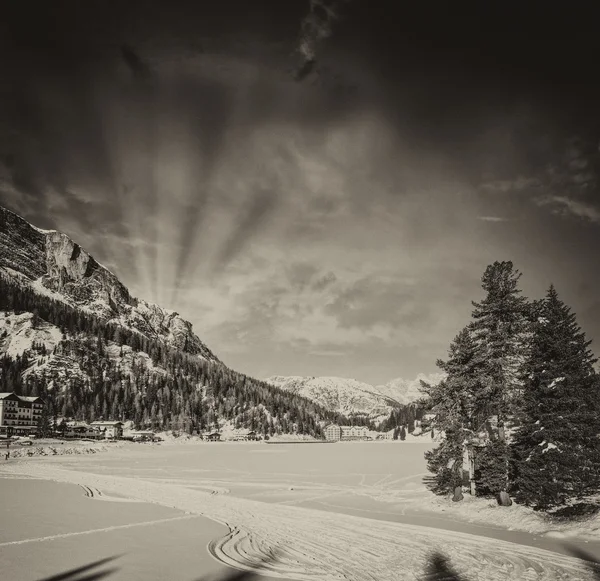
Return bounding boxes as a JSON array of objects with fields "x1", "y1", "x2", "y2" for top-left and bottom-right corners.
[{"x1": 0, "y1": 392, "x2": 44, "y2": 435}]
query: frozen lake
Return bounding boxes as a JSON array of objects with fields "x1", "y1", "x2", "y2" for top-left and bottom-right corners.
[
  {"x1": 2, "y1": 441, "x2": 599, "y2": 580},
  {"x1": 54, "y1": 442, "x2": 600, "y2": 555}
]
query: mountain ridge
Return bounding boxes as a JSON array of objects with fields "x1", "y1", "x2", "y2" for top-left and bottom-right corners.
[
  {"x1": 265, "y1": 373, "x2": 444, "y2": 420},
  {"x1": 0, "y1": 203, "x2": 334, "y2": 437},
  {"x1": 0, "y1": 205, "x2": 217, "y2": 361}
]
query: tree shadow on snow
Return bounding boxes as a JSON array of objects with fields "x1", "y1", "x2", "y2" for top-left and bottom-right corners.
[{"x1": 35, "y1": 544, "x2": 600, "y2": 581}]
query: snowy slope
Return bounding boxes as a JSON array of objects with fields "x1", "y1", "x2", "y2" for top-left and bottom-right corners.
[
  {"x1": 265, "y1": 375, "x2": 397, "y2": 421},
  {"x1": 0, "y1": 311, "x2": 63, "y2": 358},
  {"x1": 0, "y1": 312, "x2": 170, "y2": 393},
  {"x1": 266, "y1": 373, "x2": 444, "y2": 419},
  {"x1": 374, "y1": 373, "x2": 446, "y2": 405}
]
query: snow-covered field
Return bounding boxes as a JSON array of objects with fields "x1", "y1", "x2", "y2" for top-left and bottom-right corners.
[{"x1": 1, "y1": 442, "x2": 599, "y2": 581}]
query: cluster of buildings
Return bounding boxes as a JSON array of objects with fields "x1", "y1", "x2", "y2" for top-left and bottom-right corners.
[
  {"x1": 200, "y1": 430, "x2": 260, "y2": 442},
  {"x1": 62, "y1": 420, "x2": 124, "y2": 440},
  {"x1": 324, "y1": 424, "x2": 415, "y2": 441},
  {"x1": 0, "y1": 392, "x2": 127, "y2": 439}
]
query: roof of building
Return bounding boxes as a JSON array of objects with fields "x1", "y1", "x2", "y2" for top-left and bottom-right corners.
[
  {"x1": 89, "y1": 421, "x2": 123, "y2": 426},
  {"x1": 0, "y1": 393, "x2": 43, "y2": 402},
  {"x1": 0, "y1": 392, "x2": 20, "y2": 400}
]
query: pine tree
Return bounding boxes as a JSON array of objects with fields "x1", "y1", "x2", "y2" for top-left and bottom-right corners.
[
  {"x1": 509, "y1": 286, "x2": 600, "y2": 510},
  {"x1": 37, "y1": 402, "x2": 52, "y2": 437},
  {"x1": 423, "y1": 328, "x2": 484, "y2": 495},
  {"x1": 468, "y1": 261, "x2": 532, "y2": 495}
]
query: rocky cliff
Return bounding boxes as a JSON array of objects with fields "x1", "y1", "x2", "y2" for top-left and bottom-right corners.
[{"x1": 0, "y1": 205, "x2": 217, "y2": 360}]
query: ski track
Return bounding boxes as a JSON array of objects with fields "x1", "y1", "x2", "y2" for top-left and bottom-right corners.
[
  {"x1": 0, "y1": 515, "x2": 202, "y2": 547},
  {"x1": 3, "y1": 465, "x2": 598, "y2": 581}
]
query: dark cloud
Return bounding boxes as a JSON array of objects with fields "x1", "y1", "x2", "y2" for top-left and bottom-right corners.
[
  {"x1": 312, "y1": 271, "x2": 337, "y2": 292},
  {"x1": 286, "y1": 262, "x2": 320, "y2": 290},
  {"x1": 120, "y1": 44, "x2": 153, "y2": 82},
  {"x1": 324, "y1": 277, "x2": 430, "y2": 331}
]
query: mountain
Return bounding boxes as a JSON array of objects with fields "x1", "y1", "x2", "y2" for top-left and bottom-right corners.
[
  {"x1": 0, "y1": 205, "x2": 334, "y2": 436},
  {"x1": 0, "y1": 206, "x2": 215, "y2": 359},
  {"x1": 375, "y1": 373, "x2": 446, "y2": 406},
  {"x1": 265, "y1": 375, "x2": 398, "y2": 423},
  {"x1": 265, "y1": 373, "x2": 444, "y2": 421}
]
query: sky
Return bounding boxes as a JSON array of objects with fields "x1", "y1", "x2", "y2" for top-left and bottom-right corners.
[{"x1": 1, "y1": 1, "x2": 600, "y2": 385}]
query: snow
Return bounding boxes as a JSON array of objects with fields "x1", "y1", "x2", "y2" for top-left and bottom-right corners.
[
  {"x1": 266, "y1": 375, "x2": 394, "y2": 420},
  {"x1": 105, "y1": 343, "x2": 168, "y2": 377},
  {"x1": 4, "y1": 445, "x2": 599, "y2": 581},
  {"x1": 375, "y1": 372, "x2": 446, "y2": 405},
  {"x1": 265, "y1": 373, "x2": 444, "y2": 421},
  {"x1": 548, "y1": 377, "x2": 565, "y2": 389},
  {"x1": 0, "y1": 311, "x2": 63, "y2": 358},
  {"x1": 541, "y1": 442, "x2": 560, "y2": 453},
  {"x1": 30, "y1": 277, "x2": 71, "y2": 305}
]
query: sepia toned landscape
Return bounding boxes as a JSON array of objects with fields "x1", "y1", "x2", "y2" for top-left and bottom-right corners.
[{"x1": 2, "y1": 1, "x2": 600, "y2": 580}]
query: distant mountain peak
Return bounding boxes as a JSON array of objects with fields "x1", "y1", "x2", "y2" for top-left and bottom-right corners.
[
  {"x1": 266, "y1": 372, "x2": 444, "y2": 420},
  {"x1": 266, "y1": 375, "x2": 396, "y2": 423}
]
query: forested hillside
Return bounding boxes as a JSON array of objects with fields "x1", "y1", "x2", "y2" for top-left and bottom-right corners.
[{"x1": 0, "y1": 273, "x2": 335, "y2": 436}]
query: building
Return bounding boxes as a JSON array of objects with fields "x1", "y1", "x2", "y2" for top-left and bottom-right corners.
[
  {"x1": 324, "y1": 424, "x2": 370, "y2": 441},
  {"x1": 381, "y1": 428, "x2": 396, "y2": 440},
  {"x1": 0, "y1": 393, "x2": 44, "y2": 436},
  {"x1": 64, "y1": 421, "x2": 102, "y2": 439},
  {"x1": 128, "y1": 430, "x2": 156, "y2": 442},
  {"x1": 89, "y1": 421, "x2": 123, "y2": 439},
  {"x1": 340, "y1": 425, "x2": 369, "y2": 440},
  {"x1": 324, "y1": 424, "x2": 342, "y2": 441},
  {"x1": 205, "y1": 432, "x2": 221, "y2": 442}
]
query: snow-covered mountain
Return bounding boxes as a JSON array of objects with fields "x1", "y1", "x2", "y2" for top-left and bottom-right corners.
[
  {"x1": 265, "y1": 373, "x2": 444, "y2": 420},
  {"x1": 375, "y1": 373, "x2": 446, "y2": 406},
  {"x1": 0, "y1": 204, "x2": 334, "y2": 436},
  {"x1": 266, "y1": 375, "x2": 397, "y2": 422},
  {"x1": 0, "y1": 205, "x2": 217, "y2": 361}
]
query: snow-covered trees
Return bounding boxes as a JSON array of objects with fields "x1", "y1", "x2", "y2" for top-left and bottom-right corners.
[
  {"x1": 509, "y1": 286, "x2": 600, "y2": 510},
  {"x1": 425, "y1": 262, "x2": 600, "y2": 511},
  {"x1": 0, "y1": 274, "x2": 335, "y2": 437},
  {"x1": 425, "y1": 262, "x2": 532, "y2": 497},
  {"x1": 423, "y1": 328, "x2": 483, "y2": 494}
]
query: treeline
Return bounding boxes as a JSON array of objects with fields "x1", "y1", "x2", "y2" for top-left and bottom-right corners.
[
  {"x1": 380, "y1": 404, "x2": 424, "y2": 434},
  {"x1": 423, "y1": 261, "x2": 600, "y2": 511},
  {"x1": 0, "y1": 274, "x2": 338, "y2": 437}
]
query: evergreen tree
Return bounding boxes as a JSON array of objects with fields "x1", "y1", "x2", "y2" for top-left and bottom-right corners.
[
  {"x1": 468, "y1": 261, "x2": 532, "y2": 495},
  {"x1": 509, "y1": 286, "x2": 600, "y2": 510},
  {"x1": 423, "y1": 328, "x2": 483, "y2": 494},
  {"x1": 37, "y1": 402, "x2": 52, "y2": 437}
]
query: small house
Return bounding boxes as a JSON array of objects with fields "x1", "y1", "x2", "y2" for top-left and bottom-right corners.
[
  {"x1": 206, "y1": 432, "x2": 221, "y2": 442},
  {"x1": 129, "y1": 430, "x2": 156, "y2": 442},
  {"x1": 89, "y1": 421, "x2": 123, "y2": 439}
]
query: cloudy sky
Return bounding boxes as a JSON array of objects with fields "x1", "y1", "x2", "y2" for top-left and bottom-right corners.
[{"x1": 1, "y1": 1, "x2": 600, "y2": 385}]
